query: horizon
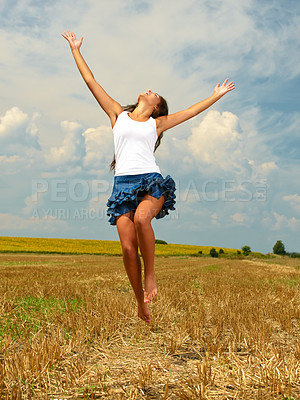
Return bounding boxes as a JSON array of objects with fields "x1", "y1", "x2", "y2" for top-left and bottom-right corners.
[
  {"x1": 1, "y1": 1, "x2": 300, "y2": 253},
  {"x1": 0, "y1": 235, "x2": 293, "y2": 255}
]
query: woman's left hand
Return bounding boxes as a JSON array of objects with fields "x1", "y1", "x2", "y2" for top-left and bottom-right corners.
[
  {"x1": 214, "y1": 79, "x2": 235, "y2": 97},
  {"x1": 61, "y1": 30, "x2": 83, "y2": 51}
]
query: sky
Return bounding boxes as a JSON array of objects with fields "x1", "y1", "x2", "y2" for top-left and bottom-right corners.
[{"x1": 0, "y1": 0, "x2": 300, "y2": 253}]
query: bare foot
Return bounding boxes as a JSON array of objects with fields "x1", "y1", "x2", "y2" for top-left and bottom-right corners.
[
  {"x1": 144, "y1": 274, "x2": 157, "y2": 303},
  {"x1": 137, "y1": 301, "x2": 151, "y2": 323}
]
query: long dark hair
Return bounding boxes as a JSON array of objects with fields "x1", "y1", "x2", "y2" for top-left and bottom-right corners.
[{"x1": 110, "y1": 95, "x2": 169, "y2": 171}]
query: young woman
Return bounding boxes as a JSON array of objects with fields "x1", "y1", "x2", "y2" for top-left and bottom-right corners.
[{"x1": 62, "y1": 30, "x2": 235, "y2": 323}]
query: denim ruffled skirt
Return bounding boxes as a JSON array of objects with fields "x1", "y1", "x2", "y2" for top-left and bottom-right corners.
[{"x1": 106, "y1": 172, "x2": 176, "y2": 225}]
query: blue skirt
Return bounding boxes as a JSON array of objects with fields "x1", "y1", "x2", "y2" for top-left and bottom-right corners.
[{"x1": 106, "y1": 172, "x2": 176, "y2": 225}]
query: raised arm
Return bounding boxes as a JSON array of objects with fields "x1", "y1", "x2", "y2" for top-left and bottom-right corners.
[
  {"x1": 156, "y1": 79, "x2": 235, "y2": 135},
  {"x1": 61, "y1": 30, "x2": 123, "y2": 127}
]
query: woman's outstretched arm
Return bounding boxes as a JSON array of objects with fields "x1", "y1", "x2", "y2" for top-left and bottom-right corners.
[
  {"x1": 62, "y1": 30, "x2": 123, "y2": 127},
  {"x1": 156, "y1": 79, "x2": 235, "y2": 135}
]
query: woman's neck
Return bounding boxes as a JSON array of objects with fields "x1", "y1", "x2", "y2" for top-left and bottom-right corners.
[{"x1": 130, "y1": 103, "x2": 152, "y2": 121}]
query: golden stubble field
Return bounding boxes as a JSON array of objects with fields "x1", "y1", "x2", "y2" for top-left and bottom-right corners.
[{"x1": 0, "y1": 253, "x2": 299, "y2": 399}]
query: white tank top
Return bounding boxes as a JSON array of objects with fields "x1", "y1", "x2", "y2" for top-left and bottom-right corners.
[{"x1": 113, "y1": 111, "x2": 161, "y2": 176}]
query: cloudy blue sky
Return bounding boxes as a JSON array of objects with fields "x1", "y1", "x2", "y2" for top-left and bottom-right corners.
[{"x1": 1, "y1": 0, "x2": 299, "y2": 253}]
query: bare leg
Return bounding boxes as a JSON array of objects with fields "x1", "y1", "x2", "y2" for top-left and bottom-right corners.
[
  {"x1": 116, "y1": 212, "x2": 151, "y2": 323},
  {"x1": 134, "y1": 194, "x2": 164, "y2": 303}
]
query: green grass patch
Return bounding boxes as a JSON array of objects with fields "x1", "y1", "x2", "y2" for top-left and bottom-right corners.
[{"x1": 0, "y1": 295, "x2": 84, "y2": 340}]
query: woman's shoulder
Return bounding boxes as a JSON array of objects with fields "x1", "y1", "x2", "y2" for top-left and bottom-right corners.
[
  {"x1": 117, "y1": 110, "x2": 127, "y2": 118},
  {"x1": 113, "y1": 111, "x2": 127, "y2": 126}
]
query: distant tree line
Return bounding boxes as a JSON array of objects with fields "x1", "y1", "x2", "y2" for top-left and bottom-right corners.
[
  {"x1": 206, "y1": 240, "x2": 300, "y2": 258},
  {"x1": 155, "y1": 238, "x2": 300, "y2": 258},
  {"x1": 273, "y1": 240, "x2": 300, "y2": 258}
]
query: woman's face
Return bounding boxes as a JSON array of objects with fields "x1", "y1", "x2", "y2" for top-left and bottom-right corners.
[{"x1": 139, "y1": 89, "x2": 161, "y2": 108}]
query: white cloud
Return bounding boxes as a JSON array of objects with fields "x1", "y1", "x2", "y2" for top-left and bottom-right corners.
[
  {"x1": 82, "y1": 125, "x2": 114, "y2": 173},
  {"x1": 0, "y1": 155, "x2": 24, "y2": 173},
  {"x1": 45, "y1": 121, "x2": 85, "y2": 167},
  {"x1": 245, "y1": 2, "x2": 300, "y2": 79},
  {"x1": 0, "y1": 107, "x2": 40, "y2": 155},
  {"x1": 211, "y1": 212, "x2": 220, "y2": 226},
  {"x1": 22, "y1": 189, "x2": 49, "y2": 216},
  {"x1": 272, "y1": 211, "x2": 300, "y2": 231},
  {"x1": 288, "y1": 217, "x2": 300, "y2": 231},
  {"x1": 0, "y1": 213, "x2": 68, "y2": 233},
  {"x1": 159, "y1": 110, "x2": 280, "y2": 188},
  {"x1": 283, "y1": 194, "x2": 300, "y2": 214},
  {"x1": 88, "y1": 193, "x2": 110, "y2": 214},
  {"x1": 258, "y1": 162, "x2": 279, "y2": 173},
  {"x1": 231, "y1": 213, "x2": 247, "y2": 224},
  {"x1": 2, "y1": 0, "x2": 298, "y2": 147},
  {"x1": 187, "y1": 110, "x2": 242, "y2": 174},
  {"x1": 0, "y1": 107, "x2": 27, "y2": 137}
]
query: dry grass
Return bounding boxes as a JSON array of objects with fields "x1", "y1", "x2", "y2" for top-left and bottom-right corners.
[{"x1": 0, "y1": 253, "x2": 299, "y2": 399}]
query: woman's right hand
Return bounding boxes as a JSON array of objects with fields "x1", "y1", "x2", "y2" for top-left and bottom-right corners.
[{"x1": 61, "y1": 30, "x2": 83, "y2": 51}]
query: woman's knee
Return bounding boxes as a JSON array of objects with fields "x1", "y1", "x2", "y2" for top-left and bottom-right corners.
[
  {"x1": 134, "y1": 212, "x2": 151, "y2": 231},
  {"x1": 122, "y1": 242, "x2": 138, "y2": 259}
]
